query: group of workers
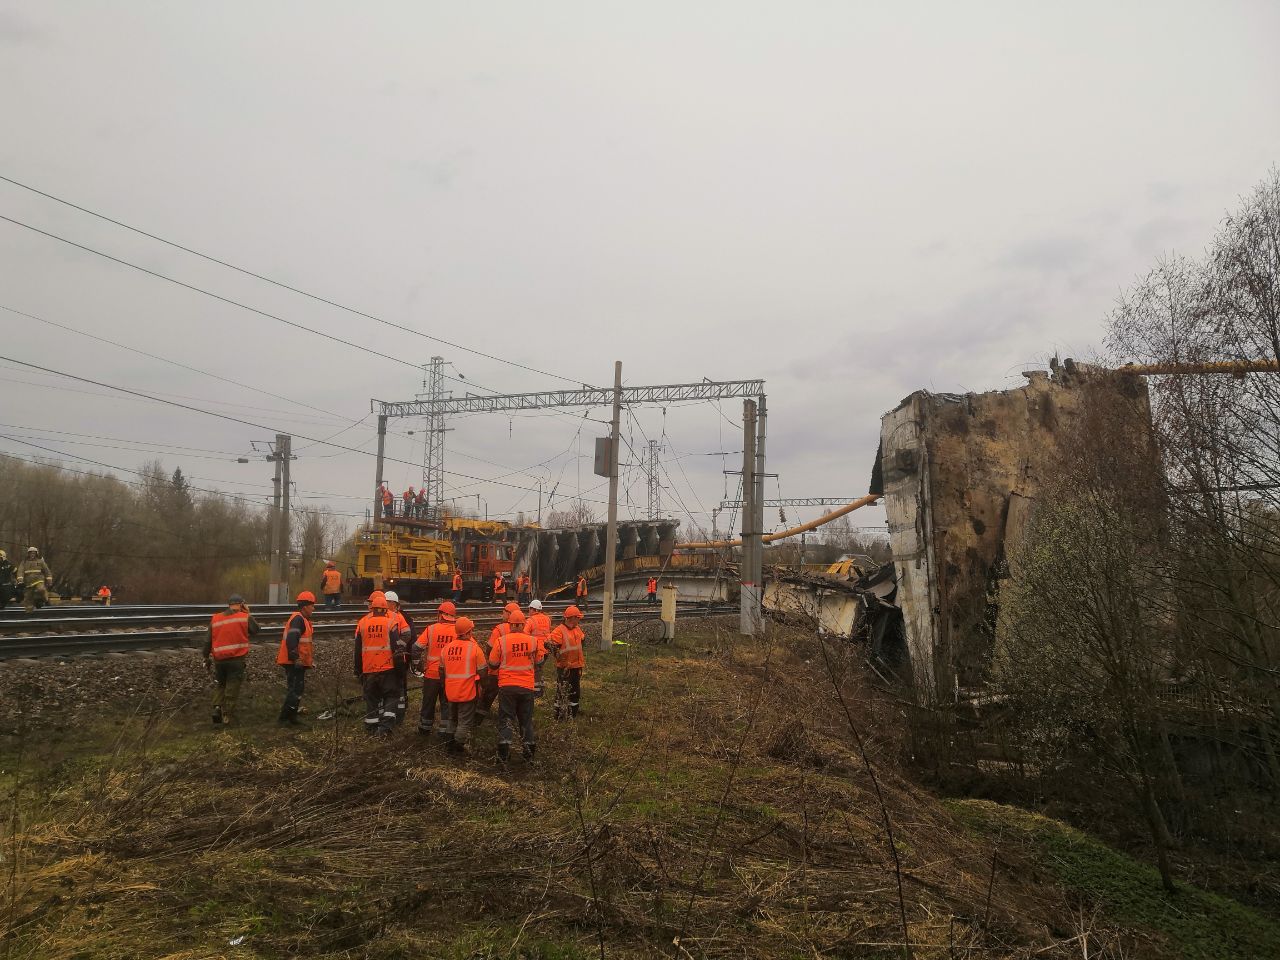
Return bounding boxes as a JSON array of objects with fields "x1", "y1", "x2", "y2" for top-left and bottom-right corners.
[
  {"x1": 0, "y1": 547, "x2": 54, "y2": 612},
  {"x1": 203, "y1": 587, "x2": 587, "y2": 767},
  {"x1": 378, "y1": 482, "x2": 434, "y2": 519}
]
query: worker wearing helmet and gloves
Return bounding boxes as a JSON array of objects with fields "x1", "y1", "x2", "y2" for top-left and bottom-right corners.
[
  {"x1": 384, "y1": 591, "x2": 416, "y2": 724},
  {"x1": 0, "y1": 550, "x2": 16, "y2": 609},
  {"x1": 204, "y1": 594, "x2": 260, "y2": 725},
  {"x1": 550, "y1": 605, "x2": 587, "y2": 719},
  {"x1": 414, "y1": 599, "x2": 457, "y2": 741},
  {"x1": 525, "y1": 598, "x2": 552, "y2": 699},
  {"x1": 441, "y1": 616, "x2": 487, "y2": 756},
  {"x1": 19, "y1": 547, "x2": 52, "y2": 613},
  {"x1": 277, "y1": 591, "x2": 316, "y2": 726},
  {"x1": 488, "y1": 609, "x2": 546, "y2": 766},
  {"x1": 353, "y1": 591, "x2": 408, "y2": 737}
]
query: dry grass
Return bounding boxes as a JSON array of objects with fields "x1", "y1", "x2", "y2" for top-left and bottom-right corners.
[{"x1": 0, "y1": 620, "x2": 1205, "y2": 958}]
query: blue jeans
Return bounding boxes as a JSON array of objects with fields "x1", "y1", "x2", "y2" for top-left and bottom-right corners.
[{"x1": 324, "y1": 593, "x2": 340, "y2": 608}]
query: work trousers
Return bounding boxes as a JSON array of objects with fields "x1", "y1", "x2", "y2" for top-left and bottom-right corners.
[
  {"x1": 323, "y1": 593, "x2": 340, "y2": 609},
  {"x1": 445, "y1": 696, "x2": 478, "y2": 746},
  {"x1": 418, "y1": 675, "x2": 448, "y2": 734},
  {"x1": 477, "y1": 672, "x2": 499, "y2": 715},
  {"x1": 451, "y1": 589, "x2": 462, "y2": 604},
  {"x1": 647, "y1": 591, "x2": 657, "y2": 604},
  {"x1": 556, "y1": 667, "x2": 582, "y2": 719},
  {"x1": 361, "y1": 670, "x2": 401, "y2": 735},
  {"x1": 394, "y1": 659, "x2": 410, "y2": 723},
  {"x1": 493, "y1": 592, "x2": 507, "y2": 607},
  {"x1": 213, "y1": 658, "x2": 247, "y2": 718},
  {"x1": 497, "y1": 688, "x2": 536, "y2": 747},
  {"x1": 23, "y1": 583, "x2": 47, "y2": 613},
  {"x1": 279, "y1": 664, "x2": 307, "y2": 719}
]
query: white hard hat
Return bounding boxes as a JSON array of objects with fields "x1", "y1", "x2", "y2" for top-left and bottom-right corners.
[
  {"x1": 383, "y1": 590, "x2": 400, "y2": 604},
  {"x1": 528, "y1": 599, "x2": 542, "y2": 610}
]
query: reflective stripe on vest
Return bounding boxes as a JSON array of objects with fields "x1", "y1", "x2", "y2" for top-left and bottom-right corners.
[
  {"x1": 211, "y1": 612, "x2": 251, "y2": 660},
  {"x1": 277, "y1": 614, "x2": 314, "y2": 667},
  {"x1": 358, "y1": 615, "x2": 394, "y2": 673}
]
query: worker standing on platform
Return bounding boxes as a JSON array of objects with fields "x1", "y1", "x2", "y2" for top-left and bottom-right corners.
[
  {"x1": 353, "y1": 591, "x2": 404, "y2": 737},
  {"x1": 204, "y1": 594, "x2": 260, "y2": 726},
  {"x1": 451, "y1": 570, "x2": 464, "y2": 604},
  {"x1": 415, "y1": 487, "x2": 427, "y2": 518},
  {"x1": 550, "y1": 605, "x2": 586, "y2": 719},
  {"x1": 492, "y1": 572, "x2": 507, "y2": 605},
  {"x1": 575, "y1": 573, "x2": 588, "y2": 608},
  {"x1": 414, "y1": 600, "x2": 457, "y2": 742},
  {"x1": 441, "y1": 616, "x2": 486, "y2": 756},
  {"x1": 647, "y1": 576, "x2": 658, "y2": 604},
  {"x1": 488, "y1": 609, "x2": 545, "y2": 766},
  {"x1": 19, "y1": 547, "x2": 52, "y2": 613},
  {"x1": 403, "y1": 485, "x2": 415, "y2": 518},
  {"x1": 385, "y1": 591, "x2": 415, "y2": 724},
  {"x1": 320, "y1": 561, "x2": 343, "y2": 608},
  {"x1": 379, "y1": 483, "x2": 393, "y2": 518},
  {"x1": 277, "y1": 591, "x2": 315, "y2": 726},
  {"x1": 526, "y1": 598, "x2": 552, "y2": 699}
]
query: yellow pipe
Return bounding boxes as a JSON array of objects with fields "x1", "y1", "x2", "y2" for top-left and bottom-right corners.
[{"x1": 680, "y1": 493, "x2": 881, "y2": 550}]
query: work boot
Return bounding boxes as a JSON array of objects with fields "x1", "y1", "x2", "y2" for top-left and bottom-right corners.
[
  {"x1": 522, "y1": 743, "x2": 536, "y2": 763},
  {"x1": 436, "y1": 732, "x2": 452, "y2": 748},
  {"x1": 497, "y1": 742, "x2": 510, "y2": 769},
  {"x1": 212, "y1": 708, "x2": 223, "y2": 726},
  {"x1": 447, "y1": 739, "x2": 465, "y2": 756}
]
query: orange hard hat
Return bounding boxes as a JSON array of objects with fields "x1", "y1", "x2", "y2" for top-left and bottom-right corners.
[
  {"x1": 455, "y1": 616, "x2": 475, "y2": 637},
  {"x1": 564, "y1": 605, "x2": 583, "y2": 620},
  {"x1": 438, "y1": 599, "x2": 457, "y2": 620},
  {"x1": 503, "y1": 601, "x2": 520, "y2": 613},
  {"x1": 325, "y1": 560, "x2": 336, "y2": 567},
  {"x1": 507, "y1": 610, "x2": 526, "y2": 626},
  {"x1": 297, "y1": 591, "x2": 317, "y2": 604},
  {"x1": 368, "y1": 591, "x2": 387, "y2": 608}
]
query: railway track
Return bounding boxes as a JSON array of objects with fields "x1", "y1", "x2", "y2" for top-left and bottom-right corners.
[{"x1": 0, "y1": 602, "x2": 736, "y2": 660}]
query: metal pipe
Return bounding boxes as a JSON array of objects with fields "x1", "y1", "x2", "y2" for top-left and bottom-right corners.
[{"x1": 681, "y1": 493, "x2": 881, "y2": 550}]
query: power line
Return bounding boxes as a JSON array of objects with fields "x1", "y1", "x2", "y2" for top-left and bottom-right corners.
[{"x1": 0, "y1": 173, "x2": 585, "y2": 386}]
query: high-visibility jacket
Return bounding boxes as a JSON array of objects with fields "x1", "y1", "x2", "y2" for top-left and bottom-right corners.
[
  {"x1": 452, "y1": 572, "x2": 463, "y2": 592},
  {"x1": 488, "y1": 622, "x2": 511, "y2": 653},
  {"x1": 526, "y1": 611, "x2": 551, "y2": 640},
  {"x1": 551, "y1": 623, "x2": 586, "y2": 669},
  {"x1": 19, "y1": 558, "x2": 51, "y2": 588},
  {"x1": 414, "y1": 620, "x2": 455, "y2": 680},
  {"x1": 321, "y1": 568, "x2": 342, "y2": 595},
  {"x1": 97, "y1": 586, "x2": 111, "y2": 599},
  {"x1": 403, "y1": 488, "x2": 414, "y2": 502},
  {"x1": 493, "y1": 575, "x2": 506, "y2": 595},
  {"x1": 442, "y1": 636, "x2": 486, "y2": 701},
  {"x1": 391, "y1": 610, "x2": 414, "y2": 662},
  {"x1": 355, "y1": 612, "x2": 395, "y2": 674},
  {"x1": 415, "y1": 490, "x2": 427, "y2": 504},
  {"x1": 487, "y1": 629, "x2": 545, "y2": 690},
  {"x1": 277, "y1": 612, "x2": 314, "y2": 667},
  {"x1": 575, "y1": 577, "x2": 588, "y2": 597},
  {"x1": 210, "y1": 610, "x2": 252, "y2": 661},
  {"x1": 647, "y1": 578, "x2": 657, "y2": 594}
]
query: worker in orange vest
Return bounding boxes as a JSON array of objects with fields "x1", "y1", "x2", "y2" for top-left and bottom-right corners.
[
  {"x1": 277, "y1": 591, "x2": 315, "y2": 726},
  {"x1": 96, "y1": 585, "x2": 112, "y2": 606},
  {"x1": 647, "y1": 576, "x2": 658, "y2": 604},
  {"x1": 479, "y1": 602, "x2": 521, "y2": 719},
  {"x1": 403, "y1": 486, "x2": 415, "y2": 517},
  {"x1": 353, "y1": 591, "x2": 408, "y2": 737},
  {"x1": 379, "y1": 483, "x2": 393, "y2": 518},
  {"x1": 487, "y1": 609, "x2": 546, "y2": 766},
  {"x1": 384, "y1": 591, "x2": 416, "y2": 724},
  {"x1": 414, "y1": 599, "x2": 457, "y2": 742},
  {"x1": 492, "y1": 572, "x2": 507, "y2": 604},
  {"x1": 526, "y1": 598, "x2": 552, "y2": 699},
  {"x1": 451, "y1": 570, "x2": 464, "y2": 603},
  {"x1": 414, "y1": 487, "x2": 427, "y2": 518},
  {"x1": 203, "y1": 594, "x2": 260, "y2": 726},
  {"x1": 516, "y1": 573, "x2": 531, "y2": 604},
  {"x1": 575, "y1": 574, "x2": 588, "y2": 608},
  {"x1": 441, "y1": 616, "x2": 487, "y2": 756},
  {"x1": 320, "y1": 560, "x2": 343, "y2": 609},
  {"x1": 549, "y1": 605, "x2": 586, "y2": 719}
]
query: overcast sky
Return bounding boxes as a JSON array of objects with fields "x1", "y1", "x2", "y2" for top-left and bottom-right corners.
[{"x1": 1, "y1": 1, "x2": 1277, "y2": 540}]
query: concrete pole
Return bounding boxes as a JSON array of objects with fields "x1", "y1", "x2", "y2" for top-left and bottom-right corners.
[
  {"x1": 281, "y1": 434, "x2": 292, "y2": 602},
  {"x1": 600, "y1": 360, "x2": 622, "y2": 652},
  {"x1": 740, "y1": 399, "x2": 758, "y2": 636},
  {"x1": 268, "y1": 433, "x2": 287, "y2": 605},
  {"x1": 374, "y1": 414, "x2": 387, "y2": 521},
  {"x1": 753, "y1": 395, "x2": 767, "y2": 625}
]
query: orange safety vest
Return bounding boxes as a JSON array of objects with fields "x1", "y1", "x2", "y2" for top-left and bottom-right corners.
[
  {"x1": 493, "y1": 575, "x2": 506, "y2": 595},
  {"x1": 488, "y1": 629, "x2": 544, "y2": 690},
  {"x1": 442, "y1": 636, "x2": 485, "y2": 701},
  {"x1": 414, "y1": 620, "x2": 455, "y2": 679},
  {"x1": 321, "y1": 568, "x2": 342, "y2": 594},
  {"x1": 527, "y1": 611, "x2": 551, "y2": 639},
  {"x1": 551, "y1": 623, "x2": 585, "y2": 669},
  {"x1": 97, "y1": 586, "x2": 111, "y2": 598},
  {"x1": 277, "y1": 612, "x2": 314, "y2": 667},
  {"x1": 647, "y1": 578, "x2": 657, "y2": 594},
  {"x1": 355, "y1": 612, "x2": 394, "y2": 674},
  {"x1": 576, "y1": 577, "x2": 588, "y2": 597},
  {"x1": 381, "y1": 488, "x2": 393, "y2": 506},
  {"x1": 210, "y1": 610, "x2": 251, "y2": 661},
  {"x1": 452, "y1": 572, "x2": 463, "y2": 591},
  {"x1": 415, "y1": 490, "x2": 426, "y2": 503},
  {"x1": 403, "y1": 489, "x2": 414, "y2": 502}
]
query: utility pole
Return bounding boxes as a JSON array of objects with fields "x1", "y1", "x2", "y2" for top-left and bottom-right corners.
[
  {"x1": 420, "y1": 356, "x2": 446, "y2": 516},
  {"x1": 268, "y1": 433, "x2": 292, "y2": 605},
  {"x1": 753, "y1": 394, "x2": 767, "y2": 625},
  {"x1": 280, "y1": 434, "x2": 292, "y2": 601},
  {"x1": 646, "y1": 438, "x2": 661, "y2": 520},
  {"x1": 600, "y1": 360, "x2": 622, "y2": 652},
  {"x1": 374, "y1": 414, "x2": 387, "y2": 521},
  {"x1": 740, "y1": 399, "x2": 759, "y2": 636}
]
